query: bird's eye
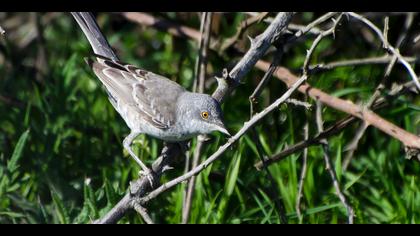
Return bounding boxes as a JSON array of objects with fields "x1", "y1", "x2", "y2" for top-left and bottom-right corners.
[{"x1": 201, "y1": 111, "x2": 209, "y2": 120}]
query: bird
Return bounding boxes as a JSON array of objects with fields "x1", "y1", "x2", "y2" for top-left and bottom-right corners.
[{"x1": 70, "y1": 12, "x2": 230, "y2": 180}]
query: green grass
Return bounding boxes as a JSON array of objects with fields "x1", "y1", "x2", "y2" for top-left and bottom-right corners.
[{"x1": 0, "y1": 12, "x2": 419, "y2": 224}]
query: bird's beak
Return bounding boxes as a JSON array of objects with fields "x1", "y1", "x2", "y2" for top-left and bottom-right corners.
[{"x1": 214, "y1": 122, "x2": 231, "y2": 137}]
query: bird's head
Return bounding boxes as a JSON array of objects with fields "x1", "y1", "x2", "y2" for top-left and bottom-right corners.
[{"x1": 177, "y1": 92, "x2": 230, "y2": 137}]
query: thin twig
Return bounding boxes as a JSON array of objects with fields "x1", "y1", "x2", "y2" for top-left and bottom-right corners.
[
  {"x1": 249, "y1": 47, "x2": 283, "y2": 116},
  {"x1": 218, "y1": 12, "x2": 269, "y2": 52},
  {"x1": 285, "y1": 98, "x2": 312, "y2": 110},
  {"x1": 315, "y1": 101, "x2": 355, "y2": 224},
  {"x1": 395, "y1": 12, "x2": 415, "y2": 48},
  {"x1": 347, "y1": 12, "x2": 420, "y2": 90},
  {"x1": 308, "y1": 55, "x2": 418, "y2": 73},
  {"x1": 288, "y1": 12, "x2": 340, "y2": 43},
  {"x1": 296, "y1": 110, "x2": 309, "y2": 222},
  {"x1": 133, "y1": 203, "x2": 154, "y2": 224}
]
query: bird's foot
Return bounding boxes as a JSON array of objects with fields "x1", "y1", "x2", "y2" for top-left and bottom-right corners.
[{"x1": 139, "y1": 168, "x2": 156, "y2": 188}]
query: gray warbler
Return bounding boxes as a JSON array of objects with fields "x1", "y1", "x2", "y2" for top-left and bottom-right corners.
[{"x1": 71, "y1": 12, "x2": 230, "y2": 179}]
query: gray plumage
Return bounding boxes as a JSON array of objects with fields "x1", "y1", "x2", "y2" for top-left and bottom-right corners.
[
  {"x1": 71, "y1": 12, "x2": 229, "y2": 178},
  {"x1": 86, "y1": 57, "x2": 229, "y2": 142}
]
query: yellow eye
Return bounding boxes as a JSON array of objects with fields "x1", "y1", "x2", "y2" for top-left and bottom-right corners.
[{"x1": 201, "y1": 111, "x2": 209, "y2": 120}]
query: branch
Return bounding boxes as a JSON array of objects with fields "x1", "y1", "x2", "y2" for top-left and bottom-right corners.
[
  {"x1": 217, "y1": 12, "x2": 269, "y2": 52},
  {"x1": 346, "y1": 12, "x2": 420, "y2": 91},
  {"x1": 296, "y1": 111, "x2": 309, "y2": 221},
  {"x1": 94, "y1": 143, "x2": 184, "y2": 224},
  {"x1": 249, "y1": 47, "x2": 283, "y2": 116},
  {"x1": 315, "y1": 101, "x2": 355, "y2": 224},
  {"x1": 254, "y1": 60, "x2": 420, "y2": 169},
  {"x1": 228, "y1": 12, "x2": 294, "y2": 82},
  {"x1": 308, "y1": 55, "x2": 418, "y2": 74},
  {"x1": 133, "y1": 203, "x2": 154, "y2": 224}
]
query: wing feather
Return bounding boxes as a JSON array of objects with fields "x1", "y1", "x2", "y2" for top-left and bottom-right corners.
[{"x1": 85, "y1": 57, "x2": 185, "y2": 130}]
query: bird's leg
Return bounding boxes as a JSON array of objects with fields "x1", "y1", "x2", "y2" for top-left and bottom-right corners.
[{"x1": 123, "y1": 132, "x2": 154, "y2": 187}]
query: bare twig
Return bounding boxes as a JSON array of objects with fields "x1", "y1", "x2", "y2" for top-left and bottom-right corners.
[
  {"x1": 315, "y1": 101, "x2": 355, "y2": 224},
  {"x1": 285, "y1": 98, "x2": 312, "y2": 110},
  {"x1": 133, "y1": 203, "x2": 154, "y2": 224},
  {"x1": 249, "y1": 48, "x2": 283, "y2": 116},
  {"x1": 395, "y1": 12, "x2": 415, "y2": 48},
  {"x1": 288, "y1": 12, "x2": 340, "y2": 43},
  {"x1": 303, "y1": 14, "x2": 343, "y2": 75},
  {"x1": 218, "y1": 12, "x2": 269, "y2": 52},
  {"x1": 414, "y1": 34, "x2": 420, "y2": 44},
  {"x1": 346, "y1": 12, "x2": 420, "y2": 90},
  {"x1": 296, "y1": 113, "x2": 309, "y2": 222},
  {"x1": 221, "y1": 12, "x2": 295, "y2": 96},
  {"x1": 308, "y1": 55, "x2": 418, "y2": 73}
]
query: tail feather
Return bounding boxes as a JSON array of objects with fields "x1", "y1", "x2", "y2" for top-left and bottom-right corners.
[{"x1": 70, "y1": 12, "x2": 118, "y2": 61}]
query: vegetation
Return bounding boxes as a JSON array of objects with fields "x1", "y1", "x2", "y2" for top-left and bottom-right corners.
[{"x1": 0, "y1": 12, "x2": 419, "y2": 224}]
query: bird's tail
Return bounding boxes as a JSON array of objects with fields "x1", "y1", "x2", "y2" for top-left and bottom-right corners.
[{"x1": 70, "y1": 12, "x2": 119, "y2": 61}]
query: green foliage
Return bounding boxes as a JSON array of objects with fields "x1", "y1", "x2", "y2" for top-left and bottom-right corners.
[{"x1": 0, "y1": 12, "x2": 419, "y2": 224}]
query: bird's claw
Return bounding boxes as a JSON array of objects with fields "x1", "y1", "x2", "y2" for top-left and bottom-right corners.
[{"x1": 139, "y1": 169, "x2": 155, "y2": 188}]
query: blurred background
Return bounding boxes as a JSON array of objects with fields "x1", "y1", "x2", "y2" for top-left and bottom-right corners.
[{"x1": 0, "y1": 12, "x2": 419, "y2": 223}]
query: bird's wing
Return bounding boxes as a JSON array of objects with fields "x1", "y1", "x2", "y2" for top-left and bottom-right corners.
[{"x1": 86, "y1": 57, "x2": 185, "y2": 130}]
